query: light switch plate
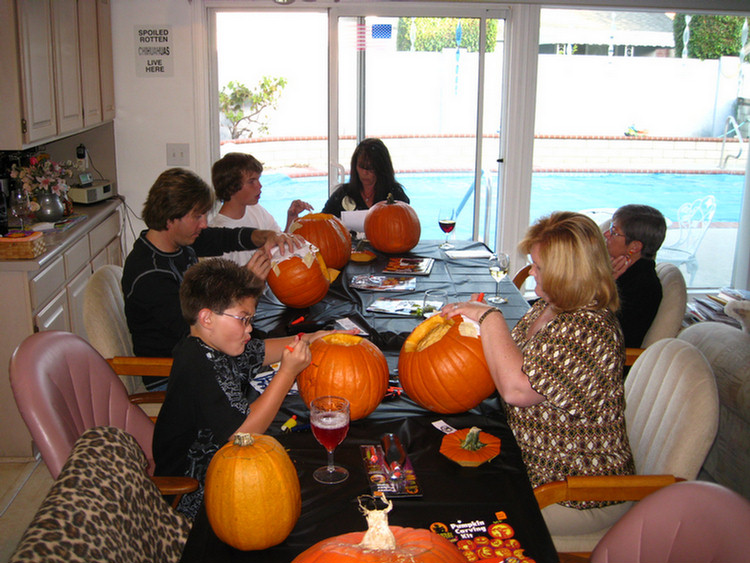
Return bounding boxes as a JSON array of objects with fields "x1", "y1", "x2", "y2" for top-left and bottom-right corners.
[{"x1": 166, "y1": 143, "x2": 190, "y2": 166}]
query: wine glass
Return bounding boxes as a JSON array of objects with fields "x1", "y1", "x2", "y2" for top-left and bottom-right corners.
[
  {"x1": 438, "y1": 208, "x2": 456, "y2": 249},
  {"x1": 310, "y1": 395, "x2": 350, "y2": 484},
  {"x1": 487, "y1": 253, "x2": 510, "y2": 304},
  {"x1": 9, "y1": 189, "x2": 32, "y2": 231}
]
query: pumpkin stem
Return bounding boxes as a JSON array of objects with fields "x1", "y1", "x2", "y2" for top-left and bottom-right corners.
[
  {"x1": 460, "y1": 427, "x2": 487, "y2": 451},
  {"x1": 357, "y1": 496, "x2": 397, "y2": 550},
  {"x1": 233, "y1": 433, "x2": 255, "y2": 447},
  {"x1": 386, "y1": 192, "x2": 394, "y2": 205}
]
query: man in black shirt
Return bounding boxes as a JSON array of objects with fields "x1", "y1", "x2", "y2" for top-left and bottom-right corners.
[{"x1": 122, "y1": 168, "x2": 300, "y2": 387}]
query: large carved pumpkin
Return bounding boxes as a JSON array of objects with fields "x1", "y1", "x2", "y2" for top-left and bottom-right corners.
[
  {"x1": 292, "y1": 497, "x2": 465, "y2": 563},
  {"x1": 267, "y1": 243, "x2": 330, "y2": 308},
  {"x1": 398, "y1": 314, "x2": 495, "y2": 414},
  {"x1": 289, "y1": 213, "x2": 352, "y2": 269},
  {"x1": 298, "y1": 334, "x2": 389, "y2": 421},
  {"x1": 364, "y1": 194, "x2": 421, "y2": 254},
  {"x1": 205, "y1": 433, "x2": 301, "y2": 551}
]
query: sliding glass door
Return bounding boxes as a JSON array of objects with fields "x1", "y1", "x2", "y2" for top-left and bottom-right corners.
[{"x1": 212, "y1": 4, "x2": 508, "y2": 248}]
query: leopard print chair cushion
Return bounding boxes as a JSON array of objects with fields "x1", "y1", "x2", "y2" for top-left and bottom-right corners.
[{"x1": 9, "y1": 426, "x2": 191, "y2": 563}]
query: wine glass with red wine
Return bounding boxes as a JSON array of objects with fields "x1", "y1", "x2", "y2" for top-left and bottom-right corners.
[
  {"x1": 310, "y1": 395, "x2": 350, "y2": 484},
  {"x1": 438, "y1": 208, "x2": 456, "y2": 249}
]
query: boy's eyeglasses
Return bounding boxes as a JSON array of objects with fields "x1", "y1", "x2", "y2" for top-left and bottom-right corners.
[{"x1": 215, "y1": 311, "x2": 253, "y2": 327}]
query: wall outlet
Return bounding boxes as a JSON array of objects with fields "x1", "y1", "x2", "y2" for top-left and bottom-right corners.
[{"x1": 166, "y1": 143, "x2": 190, "y2": 166}]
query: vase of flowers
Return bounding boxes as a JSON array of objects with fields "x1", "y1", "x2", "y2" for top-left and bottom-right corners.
[{"x1": 10, "y1": 156, "x2": 77, "y2": 221}]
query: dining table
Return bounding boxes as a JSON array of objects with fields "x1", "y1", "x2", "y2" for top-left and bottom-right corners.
[{"x1": 178, "y1": 240, "x2": 559, "y2": 563}]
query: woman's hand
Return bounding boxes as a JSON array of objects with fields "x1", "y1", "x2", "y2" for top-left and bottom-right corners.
[
  {"x1": 244, "y1": 250, "x2": 272, "y2": 281},
  {"x1": 442, "y1": 295, "x2": 499, "y2": 324},
  {"x1": 611, "y1": 254, "x2": 632, "y2": 280}
]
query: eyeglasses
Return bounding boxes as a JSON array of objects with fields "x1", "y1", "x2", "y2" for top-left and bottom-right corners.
[
  {"x1": 608, "y1": 224, "x2": 625, "y2": 238},
  {"x1": 215, "y1": 311, "x2": 253, "y2": 327}
]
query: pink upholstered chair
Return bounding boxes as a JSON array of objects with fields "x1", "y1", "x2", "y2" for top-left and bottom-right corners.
[
  {"x1": 10, "y1": 330, "x2": 156, "y2": 477},
  {"x1": 591, "y1": 481, "x2": 750, "y2": 562},
  {"x1": 9, "y1": 331, "x2": 196, "y2": 506}
]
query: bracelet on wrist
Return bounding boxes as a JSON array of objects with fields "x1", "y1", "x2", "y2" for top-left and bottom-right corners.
[{"x1": 478, "y1": 307, "x2": 501, "y2": 326}]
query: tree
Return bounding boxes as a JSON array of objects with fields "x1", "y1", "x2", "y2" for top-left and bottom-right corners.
[
  {"x1": 673, "y1": 14, "x2": 746, "y2": 61},
  {"x1": 219, "y1": 76, "x2": 288, "y2": 140},
  {"x1": 396, "y1": 18, "x2": 497, "y2": 53}
]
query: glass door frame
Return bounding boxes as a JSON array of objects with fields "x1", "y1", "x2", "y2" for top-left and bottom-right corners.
[{"x1": 329, "y1": 3, "x2": 509, "y2": 243}]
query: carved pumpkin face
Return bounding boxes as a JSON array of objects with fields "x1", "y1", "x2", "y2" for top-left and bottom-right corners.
[
  {"x1": 398, "y1": 314, "x2": 495, "y2": 414},
  {"x1": 298, "y1": 334, "x2": 389, "y2": 421},
  {"x1": 290, "y1": 213, "x2": 352, "y2": 269},
  {"x1": 364, "y1": 195, "x2": 421, "y2": 254},
  {"x1": 205, "y1": 433, "x2": 301, "y2": 551}
]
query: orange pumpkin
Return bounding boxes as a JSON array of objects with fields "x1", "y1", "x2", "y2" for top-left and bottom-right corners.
[
  {"x1": 298, "y1": 334, "x2": 389, "y2": 421},
  {"x1": 267, "y1": 243, "x2": 330, "y2": 308},
  {"x1": 292, "y1": 497, "x2": 466, "y2": 563},
  {"x1": 439, "y1": 427, "x2": 501, "y2": 467},
  {"x1": 290, "y1": 213, "x2": 352, "y2": 269},
  {"x1": 205, "y1": 433, "x2": 301, "y2": 551},
  {"x1": 398, "y1": 314, "x2": 495, "y2": 414},
  {"x1": 364, "y1": 194, "x2": 421, "y2": 254}
]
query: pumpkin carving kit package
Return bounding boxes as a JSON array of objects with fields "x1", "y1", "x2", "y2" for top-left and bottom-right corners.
[{"x1": 359, "y1": 433, "x2": 421, "y2": 498}]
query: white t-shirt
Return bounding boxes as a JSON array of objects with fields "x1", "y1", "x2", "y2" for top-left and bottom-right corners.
[{"x1": 210, "y1": 205, "x2": 282, "y2": 266}]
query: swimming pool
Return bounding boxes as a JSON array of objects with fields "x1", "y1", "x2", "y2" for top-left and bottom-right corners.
[{"x1": 259, "y1": 171, "x2": 745, "y2": 241}]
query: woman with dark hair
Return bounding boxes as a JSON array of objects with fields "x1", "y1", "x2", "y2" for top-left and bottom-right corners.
[
  {"x1": 604, "y1": 204, "x2": 667, "y2": 348},
  {"x1": 322, "y1": 138, "x2": 409, "y2": 217},
  {"x1": 443, "y1": 212, "x2": 633, "y2": 531}
]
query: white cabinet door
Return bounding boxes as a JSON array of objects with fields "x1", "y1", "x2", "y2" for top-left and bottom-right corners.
[
  {"x1": 67, "y1": 265, "x2": 92, "y2": 338},
  {"x1": 35, "y1": 289, "x2": 71, "y2": 333},
  {"x1": 50, "y1": 0, "x2": 83, "y2": 135},
  {"x1": 16, "y1": 0, "x2": 57, "y2": 143},
  {"x1": 97, "y1": 0, "x2": 115, "y2": 121},
  {"x1": 77, "y1": 0, "x2": 102, "y2": 127}
]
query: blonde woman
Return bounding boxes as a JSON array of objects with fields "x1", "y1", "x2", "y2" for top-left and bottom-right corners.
[{"x1": 444, "y1": 212, "x2": 633, "y2": 523}]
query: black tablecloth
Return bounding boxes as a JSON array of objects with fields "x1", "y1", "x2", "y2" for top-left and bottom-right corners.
[{"x1": 178, "y1": 241, "x2": 558, "y2": 563}]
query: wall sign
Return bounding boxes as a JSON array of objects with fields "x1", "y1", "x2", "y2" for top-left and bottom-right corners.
[{"x1": 135, "y1": 25, "x2": 173, "y2": 77}]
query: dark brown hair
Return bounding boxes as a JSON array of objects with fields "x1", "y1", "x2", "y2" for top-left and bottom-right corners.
[
  {"x1": 142, "y1": 168, "x2": 214, "y2": 230},
  {"x1": 211, "y1": 152, "x2": 264, "y2": 201}
]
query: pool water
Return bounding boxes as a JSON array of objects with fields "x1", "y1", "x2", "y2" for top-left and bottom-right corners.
[{"x1": 259, "y1": 171, "x2": 745, "y2": 241}]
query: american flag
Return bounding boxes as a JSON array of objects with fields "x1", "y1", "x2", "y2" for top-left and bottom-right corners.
[{"x1": 354, "y1": 22, "x2": 393, "y2": 51}]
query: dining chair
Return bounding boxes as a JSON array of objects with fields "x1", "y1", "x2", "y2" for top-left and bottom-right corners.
[
  {"x1": 512, "y1": 264, "x2": 532, "y2": 290},
  {"x1": 8, "y1": 426, "x2": 192, "y2": 563},
  {"x1": 589, "y1": 481, "x2": 750, "y2": 562},
  {"x1": 8, "y1": 330, "x2": 197, "y2": 505},
  {"x1": 536, "y1": 338, "x2": 719, "y2": 553},
  {"x1": 657, "y1": 194, "x2": 716, "y2": 285},
  {"x1": 625, "y1": 262, "x2": 687, "y2": 366},
  {"x1": 83, "y1": 264, "x2": 167, "y2": 417}
]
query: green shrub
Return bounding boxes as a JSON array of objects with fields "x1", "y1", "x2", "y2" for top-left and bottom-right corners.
[
  {"x1": 396, "y1": 18, "x2": 497, "y2": 53},
  {"x1": 673, "y1": 14, "x2": 746, "y2": 61},
  {"x1": 219, "y1": 77, "x2": 287, "y2": 140}
]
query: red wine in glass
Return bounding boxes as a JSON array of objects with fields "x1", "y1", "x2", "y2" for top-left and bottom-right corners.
[
  {"x1": 310, "y1": 395, "x2": 350, "y2": 484},
  {"x1": 438, "y1": 208, "x2": 456, "y2": 249}
]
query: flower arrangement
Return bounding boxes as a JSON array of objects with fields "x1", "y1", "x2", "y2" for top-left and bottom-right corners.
[{"x1": 10, "y1": 156, "x2": 78, "y2": 198}]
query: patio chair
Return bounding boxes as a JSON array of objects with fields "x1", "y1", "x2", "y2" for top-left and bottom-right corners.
[{"x1": 657, "y1": 195, "x2": 716, "y2": 285}]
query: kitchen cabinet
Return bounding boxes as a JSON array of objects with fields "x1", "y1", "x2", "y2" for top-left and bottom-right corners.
[
  {"x1": 0, "y1": 0, "x2": 115, "y2": 150},
  {"x1": 0, "y1": 198, "x2": 124, "y2": 458}
]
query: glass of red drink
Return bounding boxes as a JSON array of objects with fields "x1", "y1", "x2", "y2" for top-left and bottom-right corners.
[
  {"x1": 438, "y1": 207, "x2": 456, "y2": 249},
  {"x1": 310, "y1": 395, "x2": 350, "y2": 484}
]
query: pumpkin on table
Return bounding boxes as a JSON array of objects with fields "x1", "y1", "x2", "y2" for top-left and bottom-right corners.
[
  {"x1": 398, "y1": 314, "x2": 495, "y2": 414},
  {"x1": 291, "y1": 496, "x2": 466, "y2": 563},
  {"x1": 364, "y1": 193, "x2": 421, "y2": 254},
  {"x1": 204, "y1": 433, "x2": 301, "y2": 551},
  {"x1": 440, "y1": 427, "x2": 501, "y2": 467},
  {"x1": 289, "y1": 213, "x2": 352, "y2": 269},
  {"x1": 267, "y1": 241, "x2": 331, "y2": 308},
  {"x1": 298, "y1": 333, "x2": 389, "y2": 421}
]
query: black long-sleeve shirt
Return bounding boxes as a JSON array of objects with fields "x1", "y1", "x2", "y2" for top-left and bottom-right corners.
[{"x1": 616, "y1": 258, "x2": 662, "y2": 348}]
